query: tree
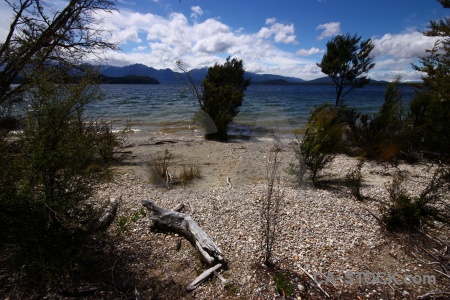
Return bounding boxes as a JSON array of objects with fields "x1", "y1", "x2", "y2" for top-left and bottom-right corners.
[
  {"x1": 177, "y1": 57, "x2": 250, "y2": 141},
  {"x1": 0, "y1": 64, "x2": 122, "y2": 280},
  {"x1": 410, "y1": 0, "x2": 450, "y2": 155},
  {"x1": 0, "y1": 0, "x2": 118, "y2": 114},
  {"x1": 317, "y1": 33, "x2": 375, "y2": 106},
  {"x1": 0, "y1": 0, "x2": 122, "y2": 287}
]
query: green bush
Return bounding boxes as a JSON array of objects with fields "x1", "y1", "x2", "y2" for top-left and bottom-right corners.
[
  {"x1": 381, "y1": 166, "x2": 450, "y2": 229},
  {"x1": 272, "y1": 271, "x2": 294, "y2": 296},
  {"x1": 290, "y1": 103, "x2": 344, "y2": 183},
  {"x1": 178, "y1": 57, "x2": 250, "y2": 141},
  {"x1": 348, "y1": 77, "x2": 409, "y2": 163},
  {"x1": 346, "y1": 158, "x2": 365, "y2": 201},
  {"x1": 0, "y1": 66, "x2": 122, "y2": 279},
  {"x1": 409, "y1": 91, "x2": 450, "y2": 157}
]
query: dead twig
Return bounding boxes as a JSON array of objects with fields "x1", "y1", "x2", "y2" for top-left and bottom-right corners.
[{"x1": 299, "y1": 265, "x2": 330, "y2": 298}]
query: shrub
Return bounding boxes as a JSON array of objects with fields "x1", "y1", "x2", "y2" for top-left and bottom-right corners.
[
  {"x1": 291, "y1": 103, "x2": 343, "y2": 183},
  {"x1": 260, "y1": 145, "x2": 284, "y2": 265},
  {"x1": 346, "y1": 158, "x2": 365, "y2": 201},
  {"x1": 409, "y1": 91, "x2": 450, "y2": 157},
  {"x1": 179, "y1": 164, "x2": 201, "y2": 185},
  {"x1": 147, "y1": 149, "x2": 173, "y2": 186},
  {"x1": 147, "y1": 150, "x2": 201, "y2": 187},
  {"x1": 272, "y1": 271, "x2": 294, "y2": 297},
  {"x1": 348, "y1": 77, "x2": 409, "y2": 163},
  {"x1": 380, "y1": 166, "x2": 450, "y2": 229},
  {"x1": 0, "y1": 66, "x2": 122, "y2": 279}
]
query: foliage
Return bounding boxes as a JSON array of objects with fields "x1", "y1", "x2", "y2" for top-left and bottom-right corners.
[
  {"x1": 147, "y1": 149, "x2": 201, "y2": 187},
  {"x1": 0, "y1": 0, "x2": 118, "y2": 112},
  {"x1": 349, "y1": 77, "x2": 409, "y2": 162},
  {"x1": 410, "y1": 0, "x2": 450, "y2": 155},
  {"x1": 0, "y1": 66, "x2": 121, "y2": 280},
  {"x1": 272, "y1": 271, "x2": 294, "y2": 297},
  {"x1": 260, "y1": 145, "x2": 284, "y2": 265},
  {"x1": 177, "y1": 57, "x2": 250, "y2": 141},
  {"x1": 224, "y1": 281, "x2": 238, "y2": 296},
  {"x1": 292, "y1": 103, "x2": 344, "y2": 183},
  {"x1": 317, "y1": 33, "x2": 375, "y2": 106},
  {"x1": 147, "y1": 149, "x2": 173, "y2": 186},
  {"x1": 117, "y1": 209, "x2": 146, "y2": 234},
  {"x1": 179, "y1": 164, "x2": 201, "y2": 185},
  {"x1": 345, "y1": 158, "x2": 365, "y2": 201},
  {"x1": 380, "y1": 166, "x2": 450, "y2": 230},
  {"x1": 409, "y1": 92, "x2": 450, "y2": 155}
]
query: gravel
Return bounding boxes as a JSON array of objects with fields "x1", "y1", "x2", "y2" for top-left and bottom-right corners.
[{"x1": 92, "y1": 138, "x2": 450, "y2": 299}]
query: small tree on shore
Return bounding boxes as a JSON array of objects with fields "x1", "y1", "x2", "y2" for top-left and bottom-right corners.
[
  {"x1": 260, "y1": 143, "x2": 284, "y2": 265},
  {"x1": 177, "y1": 57, "x2": 250, "y2": 141},
  {"x1": 317, "y1": 33, "x2": 375, "y2": 106},
  {"x1": 410, "y1": 0, "x2": 450, "y2": 155}
]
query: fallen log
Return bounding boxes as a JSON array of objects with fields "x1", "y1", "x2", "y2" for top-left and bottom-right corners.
[
  {"x1": 97, "y1": 198, "x2": 118, "y2": 230},
  {"x1": 141, "y1": 199, "x2": 225, "y2": 266}
]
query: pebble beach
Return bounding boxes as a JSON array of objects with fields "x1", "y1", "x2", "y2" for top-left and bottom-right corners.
[{"x1": 93, "y1": 132, "x2": 450, "y2": 299}]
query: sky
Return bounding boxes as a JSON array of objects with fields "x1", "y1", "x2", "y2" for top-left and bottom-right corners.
[{"x1": 0, "y1": 0, "x2": 448, "y2": 81}]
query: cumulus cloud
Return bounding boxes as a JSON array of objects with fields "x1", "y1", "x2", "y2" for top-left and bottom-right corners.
[
  {"x1": 296, "y1": 47, "x2": 324, "y2": 56},
  {"x1": 316, "y1": 22, "x2": 340, "y2": 40},
  {"x1": 372, "y1": 31, "x2": 439, "y2": 59},
  {"x1": 190, "y1": 6, "x2": 203, "y2": 20},
  {"x1": 82, "y1": 9, "x2": 313, "y2": 78},
  {"x1": 257, "y1": 18, "x2": 298, "y2": 44}
]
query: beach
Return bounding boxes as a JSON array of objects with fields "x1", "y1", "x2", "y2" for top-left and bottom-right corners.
[{"x1": 89, "y1": 131, "x2": 450, "y2": 299}]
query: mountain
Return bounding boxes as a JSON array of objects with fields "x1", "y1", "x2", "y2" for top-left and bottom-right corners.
[
  {"x1": 99, "y1": 75, "x2": 159, "y2": 84},
  {"x1": 100, "y1": 64, "x2": 175, "y2": 84},
  {"x1": 307, "y1": 76, "x2": 390, "y2": 85},
  {"x1": 99, "y1": 64, "x2": 305, "y2": 84}
]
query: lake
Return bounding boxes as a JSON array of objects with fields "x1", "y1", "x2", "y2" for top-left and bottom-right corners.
[{"x1": 85, "y1": 84, "x2": 416, "y2": 140}]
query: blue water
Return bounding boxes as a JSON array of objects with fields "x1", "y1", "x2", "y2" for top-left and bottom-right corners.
[{"x1": 85, "y1": 84, "x2": 415, "y2": 139}]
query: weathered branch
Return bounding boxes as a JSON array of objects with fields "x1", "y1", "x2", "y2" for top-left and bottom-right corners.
[
  {"x1": 186, "y1": 263, "x2": 222, "y2": 292},
  {"x1": 141, "y1": 199, "x2": 225, "y2": 266},
  {"x1": 97, "y1": 198, "x2": 118, "y2": 230}
]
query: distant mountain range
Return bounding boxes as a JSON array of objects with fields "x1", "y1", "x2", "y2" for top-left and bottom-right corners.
[
  {"x1": 99, "y1": 63, "x2": 306, "y2": 85},
  {"x1": 9, "y1": 63, "x2": 405, "y2": 85},
  {"x1": 99, "y1": 63, "x2": 398, "y2": 85}
]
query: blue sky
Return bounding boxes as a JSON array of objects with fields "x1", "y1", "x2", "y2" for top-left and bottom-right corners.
[{"x1": 0, "y1": 0, "x2": 448, "y2": 80}]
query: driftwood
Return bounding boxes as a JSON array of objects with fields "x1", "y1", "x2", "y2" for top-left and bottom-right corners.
[
  {"x1": 141, "y1": 200, "x2": 226, "y2": 291},
  {"x1": 141, "y1": 199, "x2": 225, "y2": 266},
  {"x1": 186, "y1": 263, "x2": 222, "y2": 292},
  {"x1": 97, "y1": 198, "x2": 118, "y2": 230}
]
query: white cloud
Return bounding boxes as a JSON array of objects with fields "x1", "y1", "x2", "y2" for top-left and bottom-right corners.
[
  {"x1": 257, "y1": 18, "x2": 298, "y2": 44},
  {"x1": 190, "y1": 6, "x2": 203, "y2": 20},
  {"x1": 1, "y1": 3, "x2": 437, "y2": 81},
  {"x1": 296, "y1": 47, "x2": 324, "y2": 56},
  {"x1": 133, "y1": 45, "x2": 147, "y2": 51},
  {"x1": 372, "y1": 31, "x2": 439, "y2": 59},
  {"x1": 316, "y1": 22, "x2": 340, "y2": 40},
  {"x1": 82, "y1": 9, "x2": 312, "y2": 77},
  {"x1": 366, "y1": 31, "x2": 441, "y2": 81}
]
